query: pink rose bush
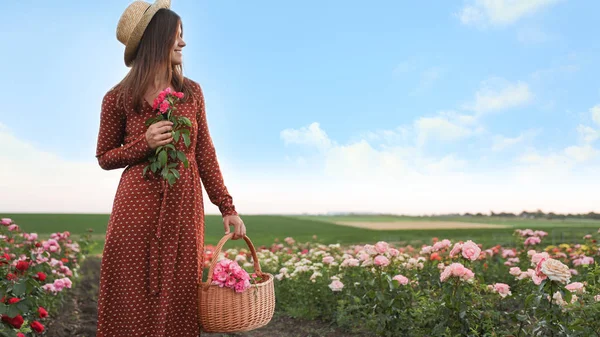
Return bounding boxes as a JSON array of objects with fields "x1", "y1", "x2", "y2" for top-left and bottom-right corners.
[
  {"x1": 204, "y1": 227, "x2": 600, "y2": 336},
  {"x1": 0, "y1": 217, "x2": 93, "y2": 336}
]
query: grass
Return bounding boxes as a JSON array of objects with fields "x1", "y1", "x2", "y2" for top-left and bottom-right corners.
[{"x1": 3, "y1": 213, "x2": 598, "y2": 256}]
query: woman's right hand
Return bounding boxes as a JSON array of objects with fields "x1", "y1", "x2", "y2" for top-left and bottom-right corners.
[{"x1": 146, "y1": 121, "x2": 174, "y2": 149}]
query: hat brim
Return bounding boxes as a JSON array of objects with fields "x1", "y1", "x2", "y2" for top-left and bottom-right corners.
[{"x1": 124, "y1": 0, "x2": 171, "y2": 67}]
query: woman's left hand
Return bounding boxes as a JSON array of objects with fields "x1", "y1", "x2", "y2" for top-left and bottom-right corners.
[{"x1": 223, "y1": 215, "x2": 246, "y2": 240}]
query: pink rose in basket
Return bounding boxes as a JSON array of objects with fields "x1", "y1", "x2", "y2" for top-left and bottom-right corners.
[{"x1": 211, "y1": 258, "x2": 252, "y2": 293}]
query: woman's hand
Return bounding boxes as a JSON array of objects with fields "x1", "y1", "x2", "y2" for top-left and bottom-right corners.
[
  {"x1": 146, "y1": 121, "x2": 174, "y2": 149},
  {"x1": 223, "y1": 215, "x2": 246, "y2": 240}
]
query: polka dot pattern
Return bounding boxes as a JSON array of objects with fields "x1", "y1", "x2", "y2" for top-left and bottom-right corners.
[{"x1": 95, "y1": 78, "x2": 237, "y2": 337}]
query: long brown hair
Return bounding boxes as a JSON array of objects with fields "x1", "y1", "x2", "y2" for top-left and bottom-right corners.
[{"x1": 116, "y1": 8, "x2": 198, "y2": 113}]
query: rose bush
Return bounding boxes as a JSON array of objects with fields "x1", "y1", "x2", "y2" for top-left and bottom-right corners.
[
  {"x1": 0, "y1": 217, "x2": 94, "y2": 336},
  {"x1": 208, "y1": 229, "x2": 600, "y2": 336}
]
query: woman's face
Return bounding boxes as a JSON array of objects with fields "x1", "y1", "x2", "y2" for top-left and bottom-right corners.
[{"x1": 171, "y1": 24, "x2": 185, "y2": 66}]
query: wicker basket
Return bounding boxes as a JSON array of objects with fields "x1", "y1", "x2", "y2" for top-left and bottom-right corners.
[{"x1": 198, "y1": 233, "x2": 275, "y2": 333}]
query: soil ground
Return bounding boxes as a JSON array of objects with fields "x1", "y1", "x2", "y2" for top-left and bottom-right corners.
[{"x1": 333, "y1": 220, "x2": 510, "y2": 230}]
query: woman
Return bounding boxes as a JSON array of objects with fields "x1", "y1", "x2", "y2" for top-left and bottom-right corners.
[{"x1": 95, "y1": 1, "x2": 246, "y2": 336}]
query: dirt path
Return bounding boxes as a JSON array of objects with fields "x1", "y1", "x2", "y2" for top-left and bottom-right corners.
[
  {"x1": 45, "y1": 256, "x2": 371, "y2": 337},
  {"x1": 333, "y1": 220, "x2": 510, "y2": 230}
]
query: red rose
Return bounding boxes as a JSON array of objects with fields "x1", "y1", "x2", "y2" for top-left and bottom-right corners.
[
  {"x1": 36, "y1": 272, "x2": 47, "y2": 281},
  {"x1": 30, "y1": 320, "x2": 44, "y2": 333},
  {"x1": 430, "y1": 252, "x2": 442, "y2": 261},
  {"x1": 2, "y1": 314, "x2": 24, "y2": 329},
  {"x1": 35, "y1": 242, "x2": 42, "y2": 247},
  {"x1": 38, "y1": 307, "x2": 48, "y2": 318},
  {"x1": 8, "y1": 298, "x2": 20, "y2": 304},
  {"x1": 6, "y1": 273, "x2": 18, "y2": 281},
  {"x1": 0, "y1": 253, "x2": 10, "y2": 265},
  {"x1": 0, "y1": 296, "x2": 5, "y2": 303},
  {"x1": 16, "y1": 260, "x2": 29, "y2": 271},
  {"x1": 61, "y1": 258, "x2": 69, "y2": 263},
  {"x1": 17, "y1": 333, "x2": 25, "y2": 337}
]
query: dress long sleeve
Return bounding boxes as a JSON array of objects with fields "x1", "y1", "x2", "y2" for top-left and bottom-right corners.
[
  {"x1": 194, "y1": 84, "x2": 238, "y2": 217},
  {"x1": 95, "y1": 91, "x2": 154, "y2": 170}
]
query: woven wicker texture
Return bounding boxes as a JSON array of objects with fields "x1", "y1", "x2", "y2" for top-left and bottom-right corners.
[{"x1": 198, "y1": 234, "x2": 275, "y2": 333}]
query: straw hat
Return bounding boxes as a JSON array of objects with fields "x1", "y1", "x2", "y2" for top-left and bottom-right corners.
[{"x1": 116, "y1": 0, "x2": 171, "y2": 66}]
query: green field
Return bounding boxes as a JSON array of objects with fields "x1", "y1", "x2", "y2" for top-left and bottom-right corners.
[{"x1": 2, "y1": 213, "x2": 598, "y2": 255}]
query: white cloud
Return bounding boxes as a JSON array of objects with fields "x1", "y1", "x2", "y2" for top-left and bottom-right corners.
[
  {"x1": 457, "y1": 0, "x2": 562, "y2": 27},
  {"x1": 591, "y1": 105, "x2": 600, "y2": 126},
  {"x1": 411, "y1": 67, "x2": 445, "y2": 95},
  {"x1": 577, "y1": 125, "x2": 599, "y2": 143},
  {"x1": 279, "y1": 121, "x2": 600, "y2": 215},
  {"x1": 492, "y1": 129, "x2": 539, "y2": 151},
  {"x1": 463, "y1": 78, "x2": 532, "y2": 114},
  {"x1": 414, "y1": 115, "x2": 472, "y2": 146},
  {"x1": 280, "y1": 122, "x2": 333, "y2": 151},
  {"x1": 564, "y1": 145, "x2": 599, "y2": 163},
  {"x1": 0, "y1": 123, "x2": 234, "y2": 215}
]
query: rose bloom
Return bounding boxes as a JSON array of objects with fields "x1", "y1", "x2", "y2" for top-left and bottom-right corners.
[
  {"x1": 531, "y1": 252, "x2": 550, "y2": 266},
  {"x1": 392, "y1": 274, "x2": 409, "y2": 285},
  {"x1": 509, "y1": 267, "x2": 522, "y2": 276},
  {"x1": 374, "y1": 241, "x2": 389, "y2": 254},
  {"x1": 524, "y1": 236, "x2": 541, "y2": 246},
  {"x1": 449, "y1": 242, "x2": 463, "y2": 258},
  {"x1": 433, "y1": 239, "x2": 451, "y2": 252},
  {"x1": 540, "y1": 258, "x2": 571, "y2": 284},
  {"x1": 502, "y1": 249, "x2": 516, "y2": 258},
  {"x1": 322, "y1": 256, "x2": 335, "y2": 264},
  {"x1": 440, "y1": 263, "x2": 475, "y2": 283},
  {"x1": 387, "y1": 248, "x2": 400, "y2": 257},
  {"x1": 341, "y1": 258, "x2": 360, "y2": 267},
  {"x1": 328, "y1": 280, "x2": 344, "y2": 291},
  {"x1": 489, "y1": 283, "x2": 512, "y2": 298},
  {"x1": 374, "y1": 255, "x2": 390, "y2": 267},
  {"x1": 573, "y1": 256, "x2": 594, "y2": 266},
  {"x1": 565, "y1": 282, "x2": 585, "y2": 294},
  {"x1": 420, "y1": 245, "x2": 434, "y2": 255},
  {"x1": 461, "y1": 240, "x2": 481, "y2": 261}
]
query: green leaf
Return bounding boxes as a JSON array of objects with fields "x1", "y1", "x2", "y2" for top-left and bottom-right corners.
[
  {"x1": 2, "y1": 330, "x2": 18, "y2": 337},
  {"x1": 143, "y1": 165, "x2": 149, "y2": 177},
  {"x1": 16, "y1": 298, "x2": 30, "y2": 314},
  {"x1": 168, "y1": 162, "x2": 178, "y2": 168},
  {"x1": 563, "y1": 289, "x2": 572, "y2": 304},
  {"x1": 173, "y1": 131, "x2": 180, "y2": 142},
  {"x1": 13, "y1": 282, "x2": 26, "y2": 296},
  {"x1": 165, "y1": 144, "x2": 176, "y2": 151},
  {"x1": 167, "y1": 174, "x2": 176, "y2": 186},
  {"x1": 177, "y1": 151, "x2": 187, "y2": 163},
  {"x1": 180, "y1": 117, "x2": 192, "y2": 127},
  {"x1": 158, "y1": 150, "x2": 168, "y2": 167},
  {"x1": 171, "y1": 169, "x2": 180, "y2": 179},
  {"x1": 151, "y1": 161, "x2": 159, "y2": 173},
  {"x1": 169, "y1": 151, "x2": 177, "y2": 160},
  {"x1": 7, "y1": 304, "x2": 19, "y2": 318},
  {"x1": 0, "y1": 303, "x2": 7, "y2": 315},
  {"x1": 182, "y1": 133, "x2": 191, "y2": 147},
  {"x1": 161, "y1": 166, "x2": 168, "y2": 178}
]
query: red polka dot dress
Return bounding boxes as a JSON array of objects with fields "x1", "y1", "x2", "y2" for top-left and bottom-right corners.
[{"x1": 94, "y1": 78, "x2": 237, "y2": 337}]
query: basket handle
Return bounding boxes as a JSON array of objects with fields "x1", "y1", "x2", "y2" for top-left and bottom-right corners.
[{"x1": 205, "y1": 233, "x2": 264, "y2": 286}]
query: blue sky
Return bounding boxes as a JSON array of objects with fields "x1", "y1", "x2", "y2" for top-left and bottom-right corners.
[{"x1": 1, "y1": 0, "x2": 599, "y2": 215}]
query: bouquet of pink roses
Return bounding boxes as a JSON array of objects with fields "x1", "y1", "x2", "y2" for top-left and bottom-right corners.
[
  {"x1": 211, "y1": 258, "x2": 257, "y2": 293},
  {"x1": 142, "y1": 87, "x2": 192, "y2": 186}
]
